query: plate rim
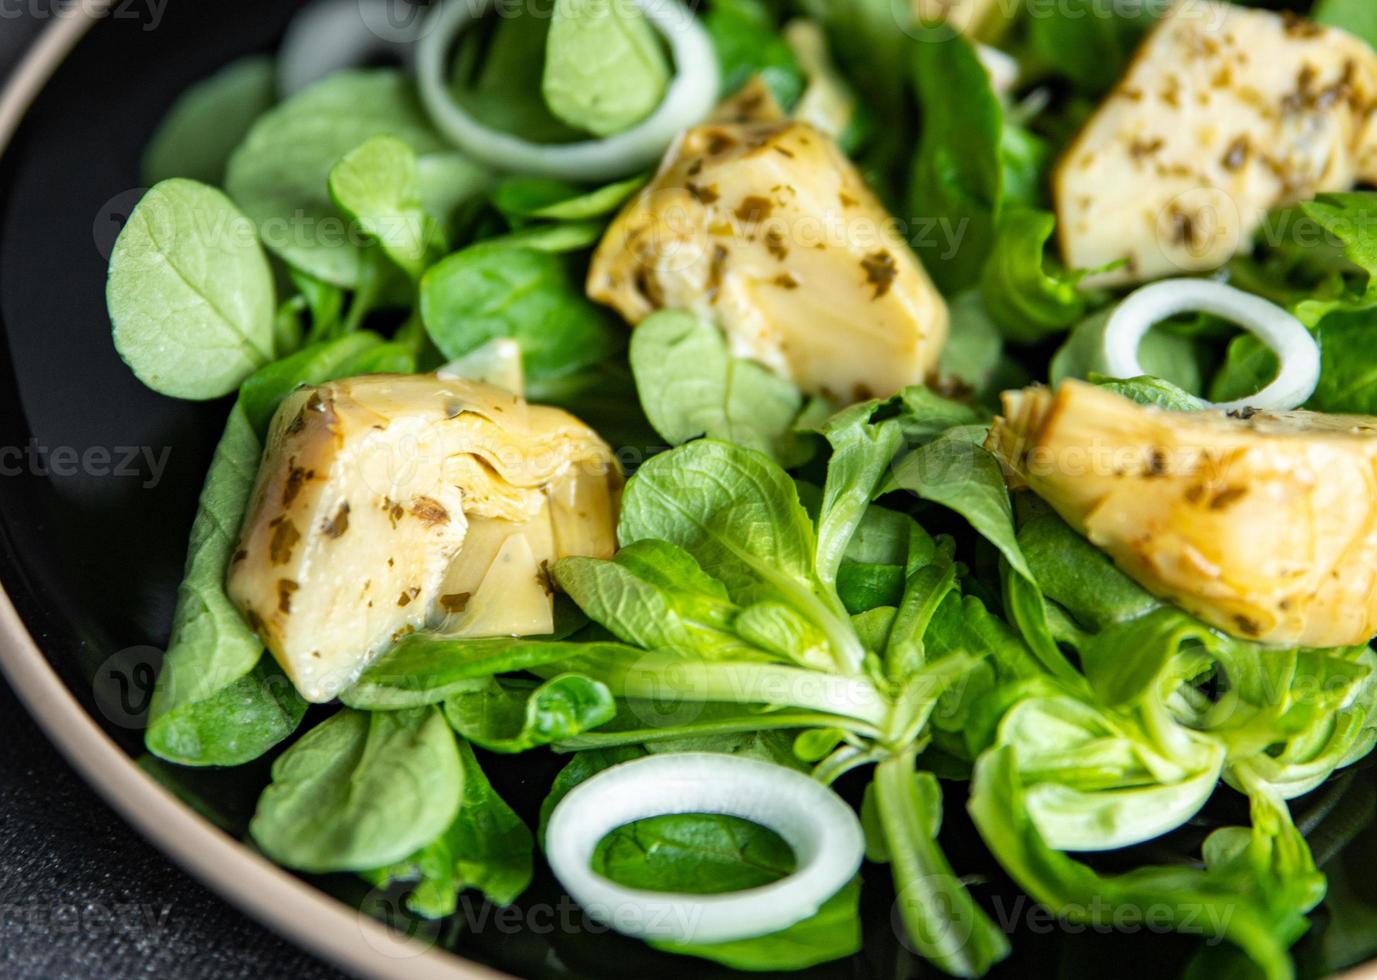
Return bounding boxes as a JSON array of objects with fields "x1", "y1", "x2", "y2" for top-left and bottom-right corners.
[{"x1": 0, "y1": 7, "x2": 506, "y2": 979}]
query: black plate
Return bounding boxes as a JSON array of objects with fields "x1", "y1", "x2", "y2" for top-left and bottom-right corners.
[{"x1": 3, "y1": 4, "x2": 1377, "y2": 979}]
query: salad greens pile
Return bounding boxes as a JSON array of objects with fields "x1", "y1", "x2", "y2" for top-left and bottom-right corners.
[{"x1": 104, "y1": 0, "x2": 1377, "y2": 977}]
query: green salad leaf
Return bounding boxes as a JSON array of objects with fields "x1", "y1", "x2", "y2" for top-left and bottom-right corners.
[
  {"x1": 478, "y1": 221, "x2": 606, "y2": 253},
  {"x1": 226, "y1": 70, "x2": 445, "y2": 287},
  {"x1": 1315, "y1": 0, "x2": 1377, "y2": 48},
  {"x1": 617, "y1": 439, "x2": 864, "y2": 672},
  {"x1": 238, "y1": 331, "x2": 397, "y2": 437},
  {"x1": 287, "y1": 268, "x2": 346, "y2": 343},
  {"x1": 443, "y1": 674, "x2": 618, "y2": 752},
  {"x1": 109, "y1": 179, "x2": 276, "y2": 399},
  {"x1": 1303, "y1": 311, "x2": 1377, "y2": 414},
  {"x1": 365, "y1": 741, "x2": 533, "y2": 916},
  {"x1": 895, "y1": 385, "x2": 987, "y2": 443},
  {"x1": 1289, "y1": 194, "x2": 1377, "y2": 325},
  {"x1": 970, "y1": 747, "x2": 1308, "y2": 980},
  {"x1": 144, "y1": 403, "x2": 306, "y2": 766},
  {"x1": 420, "y1": 244, "x2": 619, "y2": 380},
  {"x1": 328, "y1": 135, "x2": 443, "y2": 280},
  {"x1": 447, "y1": 0, "x2": 585, "y2": 144},
  {"x1": 1027, "y1": 0, "x2": 1158, "y2": 95},
  {"x1": 556, "y1": 539, "x2": 759, "y2": 661},
  {"x1": 619, "y1": 440, "x2": 821, "y2": 605},
  {"x1": 886, "y1": 428, "x2": 1033, "y2": 582},
  {"x1": 999, "y1": 123, "x2": 1054, "y2": 211},
  {"x1": 416, "y1": 151, "x2": 492, "y2": 238},
  {"x1": 594, "y1": 811, "x2": 796, "y2": 893},
  {"x1": 628, "y1": 311, "x2": 807, "y2": 464},
  {"x1": 340, "y1": 606, "x2": 601, "y2": 709},
  {"x1": 543, "y1": 0, "x2": 671, "y2": 137},
  {"x1": 908, "y1": 29, "x2": 1004, "y2": 293},
  {"x1": 491, "y1": 174, "x2": 646, "y2": 223},
  {"x1": 875, "y1": 749, "x2": 1010, "y2": 977},
  {"x1": 705, "y1": 0, "x2": 804, "y2": 109},
  {"x1": 1210, "y1": 333, "x2": 1279, "y2": 406},
  {"x1": 142, "y1": 56, "x2": 276, "y2": 186},
  {"x1": 797, "y1": 0, "x2": 909, "y2": 120},
  {"x1": 938, "y1": 292, "x2": 1007, "y2": 399},
  {"x1": 1014, "y1": 495, "x2": 1158, "y2": 631},
  {"x1": 1092, "y1": 374, "x2": 1210, "y2": 411},
  {"x1": 251, "y1": 707, "x2": 464, "y2": 873},
  {"x1": 980, "y1": 208, "x2": 1088, "y2": 343},
  {"x1": 1052, "y1": 307, "x2": 1204, "y2": 395},
  {"x1": 815, "y1": 401, "x2": 904, "y2": 587}
]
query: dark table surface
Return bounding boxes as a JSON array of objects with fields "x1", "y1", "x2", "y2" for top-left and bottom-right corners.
[{"x1": 0, "y1": 16, "x2": 345, "y2": 980}]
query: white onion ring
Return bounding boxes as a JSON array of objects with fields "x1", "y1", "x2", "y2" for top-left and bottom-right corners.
[
  {"x1": 279, "y1": 0, "x2": 424, "y2": 97},
  {"x1": 1101, "y1": 278, "x2": 1320, "y2": 412},
  {"x1": 545, "y1": 753, "x2": 863, "y2": 945},
  {"x1": 416, "y1": 0, "x2": 720, "y2": 179}
]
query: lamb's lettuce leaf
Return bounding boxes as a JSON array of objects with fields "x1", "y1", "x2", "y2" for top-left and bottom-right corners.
[
  {"x1": 250, "y1": 707, "x2": 463, "y2": 873},
  {"x1": 364, "y1": 741, "x2": 533, "y2": 916},
  {"x1": 909, "y1": 29, "x2": 1004, "y2": 293},
  {"x1": 885, "y1": 428, "x2": 1034, "y2": 582},
  {"x1": 1315, "y1": 0, "x2": 1377, "y2": 48},
  {"x1": 443, "y1": 674, "x2": 617, "y2": 752},
  {"x1": 705, "y1": 0, "x2": 805, "y2": 109},
  {"x1": 542, "y1": 0, "x2": 670, "y2": 137},
  {"x1": 420, "y1": 244, "x2": 619, "y2": 382},
  {"x1": 970, "y1": 747, "x2": 1311, "y2": 980},
  {"x1": 144, "y1": 403, "x2": 307, "y2": 766},
  {"x1": 628, "y1": 311, "x2": 809, "y2": 465},
  {"x1": 1026, "y1": 0, "x2": 1158, "y2": 95},
  {"x1": 980, "y1": 208, "x2": 1087, "y2": 343}
]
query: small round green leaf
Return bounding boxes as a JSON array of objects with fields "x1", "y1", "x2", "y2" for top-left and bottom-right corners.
[
  {"x1": 108, "y1": 179, "x2": 276, "y2": 399},
  {"x1": 225, "y1": 70, "x2": 445, "y2": 287},
  {"x1": 250, "y1": 707, "x2": 463, "y2": 873}
]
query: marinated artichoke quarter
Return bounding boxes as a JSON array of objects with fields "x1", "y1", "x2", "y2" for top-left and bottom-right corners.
[
  {"x1": 227, "y1": 373, "x2": 622, "y2": 702},
  {"x1": 1057, "y1": 1, "x2": 1377, "y2": 286},
  {"x1": 988, "y1": 380, "x2": 1377, "y2": 648},
  {"x1": 588, "y1": 118, "x2": 949, "y2": 405}
]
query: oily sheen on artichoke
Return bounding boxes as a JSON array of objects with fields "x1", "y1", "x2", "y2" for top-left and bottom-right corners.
[{"x1": 988, "y1": 381, "x2": 1377, "y2": 648}]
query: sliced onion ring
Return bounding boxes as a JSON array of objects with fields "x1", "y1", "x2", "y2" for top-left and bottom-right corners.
[
  {"x1": 279, "y1": 0, "x2": 423, "y2": 98},
  {"x1": 1102, "y1": 278, "x2": 1320, "y2": 412},
  {"x1": 545, "y1": 753, "x2": 864, "y2": 945},
  {"x1": 416, "y1": 0, "x2": 720, "y2": 180}
]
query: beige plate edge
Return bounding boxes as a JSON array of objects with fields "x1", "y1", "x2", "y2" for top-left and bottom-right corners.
[{"x1": 0, "y1": 7, "x2": 505, "y2": 979}]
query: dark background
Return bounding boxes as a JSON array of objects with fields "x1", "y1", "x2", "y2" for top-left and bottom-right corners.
[{"x1": 0, "y1": 12, "x2": 344, "y2": 980}]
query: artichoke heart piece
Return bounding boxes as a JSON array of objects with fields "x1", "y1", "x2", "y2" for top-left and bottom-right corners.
[
  {"x1": 587, "y1": 119, "x2": 949, "y2": 404},
  {"x1": 227, "y1": 373, "x2": 622, "y2": 702},
  {"x1": 1056, "y1": 2, "x2": 1377, "y2": 286},
  {"x1": 988, "y1": 381, "x2": 1377, "y2": 648}
]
